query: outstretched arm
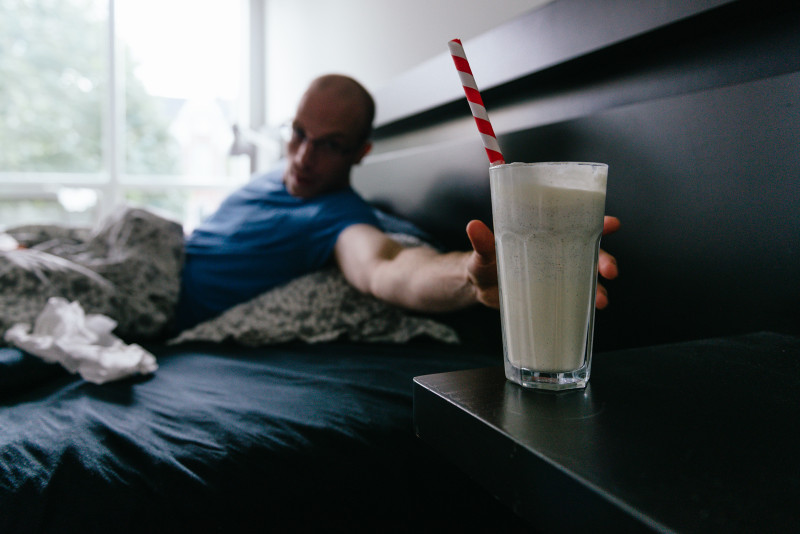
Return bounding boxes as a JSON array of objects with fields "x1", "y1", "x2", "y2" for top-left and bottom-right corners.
[
  {"x1": 334, "y1": 216, "x2": 620, "y2": 313},
  {"x1": 334, "y1": 224, "x2": 479, "y2": 312}
]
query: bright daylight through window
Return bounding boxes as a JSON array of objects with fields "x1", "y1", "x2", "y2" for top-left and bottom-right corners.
[{"x1": 1, "y1": 0, "x2": 256, "y2": 232}]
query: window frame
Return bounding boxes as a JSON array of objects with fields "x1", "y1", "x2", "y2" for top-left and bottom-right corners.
[{"x1": 0, "y1": 0, "x2": 266, "y2": 229}]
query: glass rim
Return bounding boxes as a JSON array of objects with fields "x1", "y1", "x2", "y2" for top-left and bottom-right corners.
[{"x1": 490, "y1": 161, "x2": 607, "y2": 169}]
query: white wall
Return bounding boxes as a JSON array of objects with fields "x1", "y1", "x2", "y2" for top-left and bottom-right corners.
[{"x1": 264, "y1": 0, "x2": 552, "y2": 127}]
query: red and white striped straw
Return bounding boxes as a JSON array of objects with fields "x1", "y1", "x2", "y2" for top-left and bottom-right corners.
[{"x1": 448, "y1": 38, "x2": 505, "y2": 165}]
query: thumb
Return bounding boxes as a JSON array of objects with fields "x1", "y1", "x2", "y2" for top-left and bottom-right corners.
[{"x1": 466, "y1": 220, "x2": 495, "y2": 262}]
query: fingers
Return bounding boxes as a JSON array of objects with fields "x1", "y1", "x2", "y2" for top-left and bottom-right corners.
[
  {"x1": 598, "y1": 216, "x2": 620, "y2": 306},
  {"x1": 596, "y1": 283, "x2": 609, "y2": 309},
  {"x1": 598, "y1": 249, "x2": 618, "y2": 280},
  {"x1": 603, "y1": 215, "x2": 621, "y2": 236}
]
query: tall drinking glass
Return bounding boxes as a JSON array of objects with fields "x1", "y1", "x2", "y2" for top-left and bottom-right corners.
[{"x1": 490, "y1": 162, "x2": 608, "y2": 391}]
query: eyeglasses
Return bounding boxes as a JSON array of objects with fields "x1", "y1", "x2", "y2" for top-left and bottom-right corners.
[{"x1": 280, "y1": 123, "x2": 361, "y2": 158}]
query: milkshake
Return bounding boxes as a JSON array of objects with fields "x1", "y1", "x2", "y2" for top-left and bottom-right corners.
[{"x1": 490, "y1": 162, "x2": 607, "y2": 390}]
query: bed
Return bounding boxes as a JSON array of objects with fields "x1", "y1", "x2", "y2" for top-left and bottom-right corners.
[
  {"x1": 0, "y1": 207, "x2": 518, "y2": 532},
  {"x1": 2, "y1": 1, "x2": 799, "y2": 532},
  {"x1": 1, "y1": 341, "x2": 520, "y2": 532}
]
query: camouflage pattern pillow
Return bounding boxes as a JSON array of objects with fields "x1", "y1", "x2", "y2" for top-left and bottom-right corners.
[
  {"x1": 169, "y1": 235, "x2": 459, "y2": 346},
  {"x1": 1, "y1": 207, "x2": 184, "y2": 341}
]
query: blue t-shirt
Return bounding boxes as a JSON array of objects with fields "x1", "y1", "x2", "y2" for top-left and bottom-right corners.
[{"x1": 175, "y1": 167, "x2": 379, "y2": 330}]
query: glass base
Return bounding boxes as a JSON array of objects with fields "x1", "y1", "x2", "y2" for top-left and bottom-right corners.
[{"x1": 504, "y1": 360, "x2": 590, "y2": 391}]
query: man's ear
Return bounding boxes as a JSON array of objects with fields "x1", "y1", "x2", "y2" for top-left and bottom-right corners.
[{"x1": 352, "y1": 142, "x2": 372, "y2": 165}]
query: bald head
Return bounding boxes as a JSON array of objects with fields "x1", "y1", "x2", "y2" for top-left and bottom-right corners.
[
  {"x1": 283, "y1": 75, "x2": 375, "y2": 198},
  {"x1": 301, "y1": 74, "x2": 375, "y2": 142}
]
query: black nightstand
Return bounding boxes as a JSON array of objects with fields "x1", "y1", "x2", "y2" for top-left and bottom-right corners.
[{"x1": 414, "y1": 332, "x2": 800, "y2": 533}]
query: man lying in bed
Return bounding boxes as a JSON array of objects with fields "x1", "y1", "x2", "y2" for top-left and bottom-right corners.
[{"x1": 175, "y1": 74, "x2": 620, "y2": 331}]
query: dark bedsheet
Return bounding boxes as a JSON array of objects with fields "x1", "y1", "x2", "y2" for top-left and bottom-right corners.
[{"x1": 0, "y1": 340, "x2": 525, "y2": 533}]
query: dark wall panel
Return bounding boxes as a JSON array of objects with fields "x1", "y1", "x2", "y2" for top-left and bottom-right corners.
[{"x1": 354, "y1": 0, "x2": 800, "y2": 350}]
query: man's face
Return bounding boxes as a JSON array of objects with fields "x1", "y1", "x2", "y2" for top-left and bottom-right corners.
[{"x1": 283, "y1": 87, "x2": 371, "y2": 198}]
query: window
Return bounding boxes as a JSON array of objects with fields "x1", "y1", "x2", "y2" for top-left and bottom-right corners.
[{"x1": 0, "y1": 0, "x2": 264, "y2": 232}]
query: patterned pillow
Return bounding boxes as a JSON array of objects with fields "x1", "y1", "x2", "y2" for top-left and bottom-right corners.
[
  {"x1": 1, "y1": 207, "x2": 184, "y2": 341},
  {"x1": 0, "y1": 249, "x2": 119, "y2": 340},
  {"x1": 169, "y1": 235, "x2": 460, "y2": 346}
]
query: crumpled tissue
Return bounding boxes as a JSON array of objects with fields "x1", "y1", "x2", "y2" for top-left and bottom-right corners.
[{"x1": 4, "y1": 297, "x2": 157, "y2": 384}]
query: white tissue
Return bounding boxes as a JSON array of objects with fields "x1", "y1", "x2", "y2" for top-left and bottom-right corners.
[
  {"x1": 0, "y1": 232, "x2": 19, "y2": 251},
  {"x1": 4, "y1": 297, "x2": 157, "y2": 384}
]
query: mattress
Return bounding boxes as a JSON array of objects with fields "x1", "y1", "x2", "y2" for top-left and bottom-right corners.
[{"x1": 0, "y1": 339, "x2": 517, "y2": 532}]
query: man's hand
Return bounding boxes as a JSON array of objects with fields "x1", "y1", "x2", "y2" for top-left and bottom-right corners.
[
  {"x1": 596, "y1": 216, "x2": 621, "y2": 309},
  {"x1": 465, "y1": 216, "x2": 621, "y2": 310},
  {"x1": 465, "y1": 220, "x2": 499, "y2": 308}
]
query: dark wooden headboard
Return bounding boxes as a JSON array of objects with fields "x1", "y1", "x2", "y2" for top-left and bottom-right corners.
[{"x1": 352, "y1": 0, "x2": 800, "y2": 351}]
